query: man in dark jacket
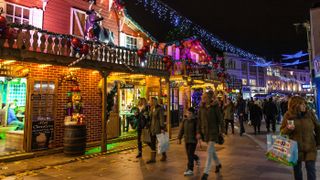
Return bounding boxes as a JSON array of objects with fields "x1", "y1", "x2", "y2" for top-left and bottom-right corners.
[
  {"x1": 236, "y1": 96, "x2": 246, "y2": 136},
  {"x1": 263, "y1": 97, "x2": 278, "y2": 132}
]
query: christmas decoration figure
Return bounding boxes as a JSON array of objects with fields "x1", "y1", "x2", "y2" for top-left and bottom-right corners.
[{"x1": 85, "y1": 1, "x2": 114, "y2": 44}]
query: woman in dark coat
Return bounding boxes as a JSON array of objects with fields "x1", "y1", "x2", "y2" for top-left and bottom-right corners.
[
  {"x1": 250, "y1": 101, "x2": 262, "y2": 135},
  {"x1": 136, "y1": 98, "x2": 149, "y2": 158}
]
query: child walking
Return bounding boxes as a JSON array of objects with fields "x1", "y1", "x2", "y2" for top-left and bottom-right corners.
[{"x1": 178, "y1": 107, "x2": 200, "y2": 176}]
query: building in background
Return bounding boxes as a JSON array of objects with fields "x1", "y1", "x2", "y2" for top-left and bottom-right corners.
[
  {"x1": 265, "y1": 65, "x2": 311, "y2": 96},
  {"x1": 224, "y1": 53, "x2": 266, "y2": 99}
]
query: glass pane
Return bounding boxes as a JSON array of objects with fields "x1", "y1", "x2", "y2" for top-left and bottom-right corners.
[
  {"x1": 34, "y1": 81, "x2": 41, "y2": 92},
  {"x1": 6, "y1": 16, "x2": 13, "y2": 23},
  {"x1": 15, "y1": 7, "x2": 22, "y2": 18},
  {"x1": 14, "y1": 17, "x2": 21, "y2": 24},
  {"x1": 23, "y1": 19, "x2": 29, "y2": 25},
  {"x1": 6, "y1": 4, "x2": 14, "y2": 15},
  {"x1": 41, "y1": 81, "x2": 48, "y2": 93},
  {"x1": 23, "y1": 9, "x2": 29, "y2": 19}
]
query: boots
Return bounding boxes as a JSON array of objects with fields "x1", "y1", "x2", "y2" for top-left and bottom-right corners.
[
  {"x1": 136, "y1": 152, "x2": 142, "y2": 158},
  {"x1": 146, "y1": 151, "x2": 156, "y2": 164},
  {"x1": 160, "y1": 152, "x2": 167, "y2": 161}
]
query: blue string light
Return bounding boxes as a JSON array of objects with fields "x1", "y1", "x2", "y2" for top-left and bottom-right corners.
[{"x1": 133, "y1": 0, "x2": 266, "y2": 63}]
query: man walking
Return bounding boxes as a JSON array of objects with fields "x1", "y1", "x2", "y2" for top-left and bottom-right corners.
[
  {"x1": 236, "y1": 96, "x2": 246, "y2": 136},
  {"x1": 263, "y1": 97, "x2": 278, "y2": 133}
]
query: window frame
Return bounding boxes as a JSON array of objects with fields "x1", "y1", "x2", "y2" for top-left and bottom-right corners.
[
  {"x1": 125, "y1": 34, "x2": 138, "y2": 50},
  {"x1": 5, "y1": 2, "x2": 30, "y2": 25},
  {"x1": 70, "y1": 8, "x2": 87, "y2": 37}
]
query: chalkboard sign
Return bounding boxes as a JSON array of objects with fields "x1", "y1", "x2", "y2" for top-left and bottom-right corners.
[{"x1": 31, "y1": 116, "x2": 54, "y2": 150}]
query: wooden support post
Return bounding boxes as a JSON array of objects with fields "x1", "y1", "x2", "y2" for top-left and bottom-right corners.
[
  {"x1": 100, "y1": 70, "x2": 110, "y2": 152},
  {"x1": 166, "y1": 77, "x2": 171, "y2": 138}
]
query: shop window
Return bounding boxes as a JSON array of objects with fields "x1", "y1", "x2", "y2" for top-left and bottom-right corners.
[
  {"x1": 249, "y1": 79, "x2": 256, "y2": 86},
  {"x1": 242, "y1": 78, "x2": 247, "y2": 85},
  {"x1": 5, "y1": 2, "x2": 43, "y2": 29},
  {"x1": 119, "y1": 32, "x2": 143, "y2": 50},
  {"x1": 267, "y1": 68, "x2": 272, "y2": 76},
  {"x1": 70, "y1": 8, "x2": 86, "y2": 37}
]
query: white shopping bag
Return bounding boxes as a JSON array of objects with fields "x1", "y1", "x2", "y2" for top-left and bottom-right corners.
[{"x1": 156, "y1": 132, "x2": 169, "y2": 154}]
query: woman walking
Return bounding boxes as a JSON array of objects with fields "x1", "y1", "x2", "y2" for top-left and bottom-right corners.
[
  {"x1": 280, "y1": 96, "x2": 320, "y2": 180},
  {"x1": 224, "y1": 98, "x2": 235, "y2": 135},
  {"x1": 197, "y1": 91, "x2": 224, "y2": 180},
  {"x1": 250, "y1": 101, "x2": 262, "y2": 135},
  {"x1": 136, "y1": 98, "x2": 149, "y2": 158}
]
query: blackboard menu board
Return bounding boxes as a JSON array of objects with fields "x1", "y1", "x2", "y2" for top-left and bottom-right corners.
[
  {"x1": 31, "y1": 80, "x2": 56, "y2": 150},
  {"x1": 31, "y1": 116, "x2": 54, "y2": 150}
]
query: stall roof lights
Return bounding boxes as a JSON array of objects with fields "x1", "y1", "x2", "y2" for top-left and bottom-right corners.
[
  {"x1": 68, "y1": 67, "x2": 81, "y2": 71},
  {"x1": 39, "y1": 64, "x2": 52, "y2": 68},
  {"x1": 3, "y1": 60, "x2": 16, "y2": 65}
]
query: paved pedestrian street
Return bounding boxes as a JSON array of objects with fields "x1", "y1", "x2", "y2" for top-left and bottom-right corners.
[{"x1": 4, "y1": 133, "x2": 293, "y2": 180}]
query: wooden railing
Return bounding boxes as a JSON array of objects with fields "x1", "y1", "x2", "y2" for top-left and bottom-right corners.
[{"x1": 0, "y1": 27, "x2": 166, "y2": 71}]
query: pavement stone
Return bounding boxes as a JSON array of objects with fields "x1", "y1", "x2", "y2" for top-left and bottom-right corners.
[{"x1": 4, "y1": 129, "x2": 293, "y2": 180}]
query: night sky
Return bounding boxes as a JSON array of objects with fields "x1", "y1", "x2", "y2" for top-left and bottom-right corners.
[{"x1": 125, "y1": 0, "x2": 318, "y2": 62}]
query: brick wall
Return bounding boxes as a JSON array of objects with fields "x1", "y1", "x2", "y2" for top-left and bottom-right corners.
[{"x1": 8, "y1": 61, "x2": 102, "y2": 148}]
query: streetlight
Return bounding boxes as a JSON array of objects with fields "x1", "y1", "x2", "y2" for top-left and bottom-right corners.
[{"x1": 293, "y1": 22, "x2": 314, "y2": 81}]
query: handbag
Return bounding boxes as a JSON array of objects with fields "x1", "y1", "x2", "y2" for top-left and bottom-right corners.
[
  {"x1": 266, "y1": 134, "x2": 298, "y2": 166},
  {"x1": 142, "y1": 128, "x2": 151, "y2": 143},
  {"x1": 217, "y1": 134, "x2": 224, "y2": 145}
]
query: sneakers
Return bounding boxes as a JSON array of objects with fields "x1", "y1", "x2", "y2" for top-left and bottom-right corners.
[{"x1": 184, "y1": 169, "x2": 194, "y2": 176}]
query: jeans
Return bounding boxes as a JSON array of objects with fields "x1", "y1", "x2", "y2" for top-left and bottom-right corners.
[
  {"x1": 239, "y1": 115, "x2": 245, "y2": 135},
  {"x1": 204, "y1": 141, "x2": 221, "y2": 174},
  {"x1": 293, "y1": 161, "x2": 316, "y2": 180},
  {"x1": 137, "y1": 129, "x2": 142, "y2": 153},
  {"x1": 225, "y1": 119, "x2": 234, "y2": 134},
  {"x1": 185, "y1": 143, "x2": 199, "y2": 171},
  {"x1": 266, "y1": 116, "x2": 276, "y2": 132}
]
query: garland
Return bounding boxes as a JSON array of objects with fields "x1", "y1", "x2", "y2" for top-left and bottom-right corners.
[{"x1": 132, "y1": 0, "x2": 266, "y2": 63}]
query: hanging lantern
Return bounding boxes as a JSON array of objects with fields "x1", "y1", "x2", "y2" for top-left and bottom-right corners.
[
  {"x1": 137, "y1": 49, "x2": 145, "y2": 58},
  {"x1": 163, "y1": 56, "x2": 170, "y2": 63},
  {"x1": 142, "y1": 45, "x2": 150, "y2": 52}
]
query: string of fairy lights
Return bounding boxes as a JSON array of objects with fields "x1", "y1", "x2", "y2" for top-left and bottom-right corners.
[{"x1": 133, "y1": 0, "x2": 266, "y2": 63}]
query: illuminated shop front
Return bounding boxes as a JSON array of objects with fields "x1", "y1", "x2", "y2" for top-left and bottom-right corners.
[{"x1": 106, "y1": 73, "x2": 170, "y2": 137}]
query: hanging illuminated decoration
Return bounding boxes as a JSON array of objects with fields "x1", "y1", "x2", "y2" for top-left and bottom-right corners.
[
  {"x1": 133, "y1": 0, "x2": 266, "y2": 63},
  {"x1": 250, "y1": 61, "x2": 275, "y2": 67},
  {"x1": 281, "y1": 51, "x2": 308, "y2": 60},
  {"x1": 281, "y1": 59, "x2": 308, "y2": 67}
]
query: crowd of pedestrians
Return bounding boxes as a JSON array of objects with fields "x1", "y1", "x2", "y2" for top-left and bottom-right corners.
[{"x1": 132, "y1": 93, "x2": 318, "y2": 180}]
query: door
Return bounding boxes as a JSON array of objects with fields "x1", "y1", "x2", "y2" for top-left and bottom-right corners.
[
  {"x1": 27, "y1": 79, "x2": 56, "y2": 151},
  {"x1": 170, "y1": 88, "x2": 179, "y2": 127}
]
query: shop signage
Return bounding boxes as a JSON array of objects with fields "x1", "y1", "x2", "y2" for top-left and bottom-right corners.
[
  {"x1": 189, "y1": 74, "x2": 203, "y2": 80},
  {"x1": 120, "y1": 84, "x2": 134, "y2": 89},
  {"x1": 31, "y1": 94, "x2": 55, "y2": 150},
  {"x1": 31, "y1": 115, "x2": 54, "y2": 150},
  {"x1": 302, "y1": 84, "x2": 311, "y2": 89}
]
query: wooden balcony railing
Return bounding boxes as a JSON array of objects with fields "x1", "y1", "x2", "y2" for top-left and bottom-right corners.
[{"x1": 0, "y1": 27, "x2": 166, "y2": 71}]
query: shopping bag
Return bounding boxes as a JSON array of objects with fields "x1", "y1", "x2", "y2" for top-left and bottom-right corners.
[
  {"x1": 142, "y1": 128, "x2": 151, "y2": 143},
  {"x1": 266, "y1": 134, "x2": 298, "y2": 166},
  {"x1": 156, "y1": 132, "x2": 169, "y2": 154}
]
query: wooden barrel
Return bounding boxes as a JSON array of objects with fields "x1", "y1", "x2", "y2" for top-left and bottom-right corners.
[{"x1": 64, "y1": 125, "x2": 86, "y2": 156}]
